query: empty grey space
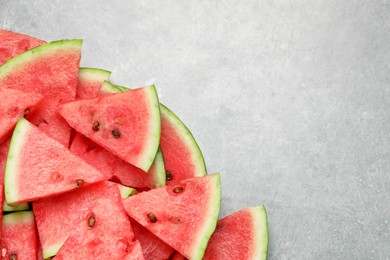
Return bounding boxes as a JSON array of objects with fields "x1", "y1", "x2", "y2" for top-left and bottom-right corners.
[{"x1": 1, "y1": 1, "x2": 389, "y2": 259}]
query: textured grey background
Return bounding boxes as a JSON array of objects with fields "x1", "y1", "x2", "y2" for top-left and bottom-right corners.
[{"x1": 1, "y1": 1, "x2": 389, "y2": 259}]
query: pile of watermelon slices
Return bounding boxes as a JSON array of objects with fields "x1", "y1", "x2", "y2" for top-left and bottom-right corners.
[{"x1": 0, "y1": 29, "x2": 268, "y2": 259}]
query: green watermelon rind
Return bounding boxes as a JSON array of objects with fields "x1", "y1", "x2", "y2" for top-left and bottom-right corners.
[
  {"x1": 117, "y1": 183, "x2": 138, "y2": 198},
  {"x1": 78, "y1": 67, "x2": 111, "y2": 82},
  {"x1": 0, "y1": 39, "x2": 83, "y2": 77},
  {"x1": 100, "y1": 80, "x2": 167, "y2": 187},
  {"x1": 160, "y1": 104, "x2": 207, "y2": 177},
  {"x1": 190, "y1": 173, "x2": 221, "y2": 260},
  {"x1": 2, "y1": 210, "x2": 34, "y2": 225},
  {"x1": 4, "y1": 118, "x2": 29, "y2": 206},
  {"x1": 252, "y1": 205, "x2": 269, "y2": 260},
  {"x1": 2, "y1": 201, "x2": 29, "y2": 212}
]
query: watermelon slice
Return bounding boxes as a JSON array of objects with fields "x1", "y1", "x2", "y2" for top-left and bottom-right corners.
[
  {"x1": 0, "y1": 29, "x2": 46, "y2": 65},
  {"x1": 55, "y1": 196, "x2": 144, "y2": 259},
  {"x1": 4, "y1": 118, "x2": 107, "y2": 205},
  {"x1": 123, "y1": 173, "x2": 221, "y2": 259},
  {"x1": 0, "y1": 211, "x2": 38, "y2": 259},
  {"x1": 130, "y1": 218, "x2": 176, "y2": 259},
  {"x1": 33, "y1": 181, "x2": 127, "y2": 258},
  {"x1": 160, "y1": 104, "x2": 207, "y2": 185},
  {"x1": 203, "y1": 206, "x2": 268, "y2": 260},
  {"x1": 0, "y1": 88, "x2": 42, "y2": 145},
  {"x1": 59, "y1": 85, "x2": 161, "y2": 172},
  {"x1": 101, "y1": 80, "x2": 207, "y2": 184},
  {"x1": 0, "y1": 39, "x2": 82, "y2": 146}
]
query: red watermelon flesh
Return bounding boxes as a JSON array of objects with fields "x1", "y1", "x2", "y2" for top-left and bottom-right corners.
[
  {"x1": 0, "y1": 88, "x2": 42, "y2": 145},
  {"x1": 59, "y1": 86, "x2": 161, "y2": 172},
  {"x1": 203, "y1": 206, "x2": 268, "y2": 260},
  {"x1": 130, "y1": 218, "x2": 175, "y2": 259},
  {"x1": 4, "y1": 118, "x2": 107, "y2": 205},
  {"x1": 123, "y1": 174, "x2": 221, "y2": 260},
  {"x1": 0, "y1": 29, "x2": 46, "y2": 65},
  {"x1": 33, "y1": 181, "x2": 129, "y2": 258},
  {"x1": 160, "y1": 105, "x2": 207, "y2": 186},
  {"x1": 0, "y1": 211, "x2": 38, "y2": 259},
  {"x1": 0, "y1": 39, "x2": 82, "y2": 146},
  {"x1": 171, "y1": 252, "x2": 187, "y2": 260},
  {"x1": 0, "y1": 140, "x2": 9, "y2": 237},
  {"x1": 71, "y1": 133, "x2": 165, "y2": 189},
  {"x1": 55, "y1": 198, "x2": 144, "y2": 260}
]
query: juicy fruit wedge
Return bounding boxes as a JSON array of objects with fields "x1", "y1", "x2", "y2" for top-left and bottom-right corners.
[
  {"x1": 123, "y1": 174, "x2": 221, "y2": 260},
  {"x1": 0, "y1": 88, "x2": 42, "y2": 145},
  {"x1": 0, "y1": 211, "x2": 38, "y2": 259},
  {"x1": 160, "y1": 105, "x2": 207, "y2": 185},
  {"x1": 55, "y1": 198, "x2": 144, "y2": 259},
  {"x1": 60, "y1": 85, "x2": 161, "y2": 172},
  {"x1": 4, "y1": 118, "x2": 107, "y2": 205},
  {"x1": 0, "y1": 29, "x2": 46, "y2": 65},
  {"x1": 130, "y1": 218, "x2": 175, "y2": 259},
  {"x1": 203, "y1": 206, "x2": 268, "y2": 260},
  {"x1": 0, "y1": 39, "x2": 82, "y2": 146},
  {"x1": 33, "y1": 181, "x2": 126, "y2": 258}
]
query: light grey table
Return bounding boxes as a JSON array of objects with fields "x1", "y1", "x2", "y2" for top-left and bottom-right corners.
[{"x1": 1, "y1": 1, "x2": 389, "y2": 259}]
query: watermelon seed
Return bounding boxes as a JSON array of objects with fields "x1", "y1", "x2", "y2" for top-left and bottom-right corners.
[
  {"x1": 23, "y1": 108, "x2": 30, "y2": 117},
  {"x1": 92, "y1": 121, "x2": 100, "y2": 131},
  {"x1": 10, "y1": 253, "x2": 17, "y2": 260},
  {"x1": 1, "y1": 248, "x2": 6, "y2": 257},
  {"x1": 115, "y1": 117, "x2": 123, "y2": 124},
  {"x1": 88, "y1": 215, "x2": 96, "y2": 227},
  {"x1": 76, "y1": 179, "x2": 84, "y2": 187},
  {"x1": 173, "y1": 186, "x2": 184, "y2": 193},
  {"x1": 166, "y1": 171, "x2": 173, "y2": 181},
  {"x1": 112, "y1": 129, "x2": 121, "y2": 138},
  {"x1": 147, "y1": 213, "x2": 157, "y2": 223}
]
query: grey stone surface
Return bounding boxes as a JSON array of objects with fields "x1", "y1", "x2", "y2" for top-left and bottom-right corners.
[{"x1": 1, "y1": 1, "x2": 389, "y2": 259}]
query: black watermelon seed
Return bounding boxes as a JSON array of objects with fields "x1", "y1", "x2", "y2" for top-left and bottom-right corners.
[
  {"x1": 173, "y1": 186, "x2": 184, "y2": 194},
  {"x1": 92, "y1": 121, "x2": 100, "y2": 131},
  {"x1": 76, "y1": 179, "x2": 84, "y2": 187},
  {"x1": 147, "y1": 213, "x2": 157, "y2": 223},
  {"x1": 112, "y1": 129, "x2": 121, "y2": 138},
  {"x1": 10, "y1": 253, "x2": 17, "y2": 260},
  {"x1": 88, "y1": 215, "x2": 96, "y2": 227},
  {"x1": 23, "y1": 109, "x2": 30, "y2": 117},
  {"x1": 166, "y1": 171, "x2": 173, "y2": 181}
]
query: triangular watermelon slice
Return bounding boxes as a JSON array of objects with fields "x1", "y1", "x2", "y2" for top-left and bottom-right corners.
[
  {"x1": 0, "y1": 39, "x2": 82, "y2": 146},
  {"x1": 55, "y1": 196, "x2": 144, "y2": 259},
  {"x1": 130, "y1": 218, "x2": 175, "y2": 259},
  {"x1": 101, "y1": 80, "x2": 206, "y2": 185},
  {"x1": 33, "y1": 181, "x2": 128, "y2": 258},
  {"x1": 0, "y1": 29, "x2": 46, "y2": 65},
  {"x1": 4, "y1": 118, "x2": 107, "y2": 205},
  {"x1": 160, "y1": 104, "x2": 207, "y2": 185},
  {"x1": 123, "y1": 174, "x2": 221, "y2": 259},
  {"x1": 59, "y1": 85, "x2": 161, "y2": 172},
  {"x1": 0, "y1": 88, "x2": 42, "y2": 145},
  {"x1": 71, "y1": 74, "x2": 165, "y2": 188},
  {"x1": 0, "y1": 211, "x2": 38, "y2": 259},
  {"x1": 203, "y1": 206, "x2": 268, "y2": 260}
]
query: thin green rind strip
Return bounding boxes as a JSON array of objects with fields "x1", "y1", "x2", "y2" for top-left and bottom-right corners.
[
  {"x1": 251, "y1": 205, "x2": 269, "y2": 260},
  {"x1": 160, "y1": 104, "x2": 207, "y2": 177},
  {"x1": 3, "y1": 201, "x2": 29, "y2": 212},
  {"x1": 43, "y1": 243, "x2": 63, "y2": 259},
  {"x1": 117, "y1": 183, "x2": 138, "y2": 198},
  {"x1": 4, "y1": 118, "x2": 30, "y2": 205},
  {"x1": 139, "y1": 85, "x2": 161, "y2": 172},
  {"x1": 149, "y1": 148, "x2": 166, "y2": 188},
  {"x1": 0, "y1": 39, "x2": 83, "y2": 77},
  {"x1": 190, "y1": 173, "x2": 221, "y2": 260},
  {"x1": 78, "y1": 67, "x2": 111, "y2": 82},
  {"x1": 100, "y1": 80, "x2": 128, "y2": 94},
  {"x1": 2, "y1": 210, "x2": 34, "y2": 225}
]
